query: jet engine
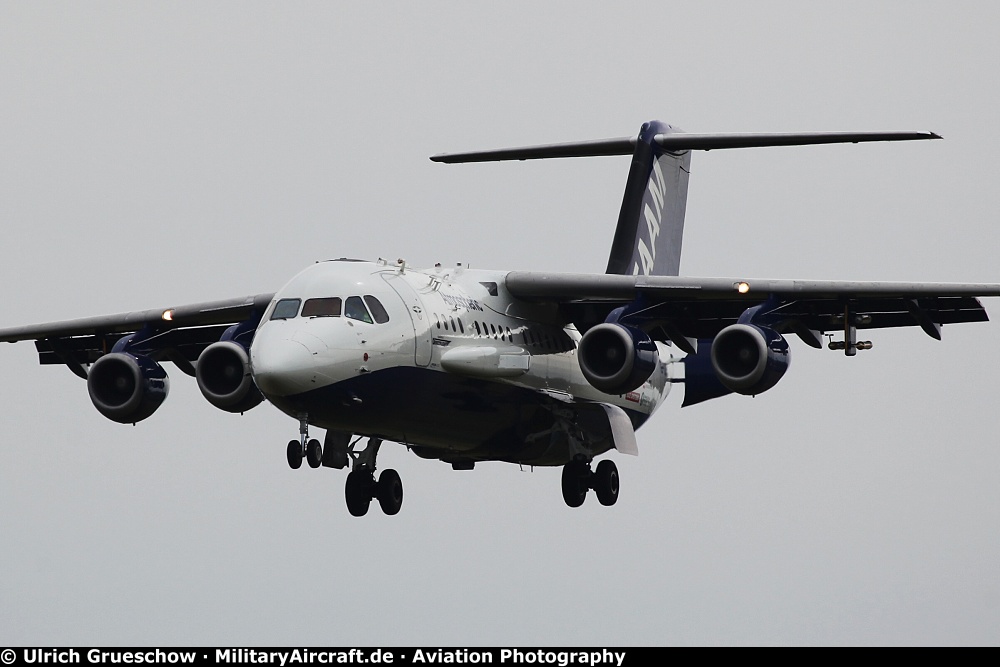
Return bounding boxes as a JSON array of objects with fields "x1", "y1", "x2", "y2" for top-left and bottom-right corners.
[
  {"x1": 87, "y1": 353, "x2": 170, "y2": 424},
  {"x1": 578, "y1": 323, "x2": 659, "y2": 394},
  {"x1": 196, "y1": 341, "x2": 263, "y2": 413},
  {"x1": 710, "y1": 323, "x2": 790, "y2": 395}
]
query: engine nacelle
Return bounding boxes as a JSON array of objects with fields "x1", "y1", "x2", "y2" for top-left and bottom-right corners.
[
  {"x1": 578, "y1": 323, "x2": 659, "y2": 394},
  {"x1": 196, "y1": 341, "x2": 263, "y2": 413},
  {"x1": 710, "y1": 323, "x2": 790, "y2": 395},
  {"x1": 87, "y1": 353, "x2": 169, "y2": 424}
]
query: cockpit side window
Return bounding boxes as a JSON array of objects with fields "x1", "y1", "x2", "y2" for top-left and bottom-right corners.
[
  {"x1": 345, "y1": 296, "x2": 373, "y2": 324},
  {"x1": 363, "y1": 295, "x2": 390, "y2": 324},
  {"x1": 302, "y1": 297, "x2": 342, "y2": 317},
  {"x1": 270, "y1": 298, "x2": 301, "y2": 320}
]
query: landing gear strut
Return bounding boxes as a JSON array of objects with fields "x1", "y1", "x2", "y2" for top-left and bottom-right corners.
[
  {"x1": 561, "y1": 458, "x2": 619, "y2": 508},
  {"x1": 285, "y1": 416, "x2": 323, "y2": 470},
  {"x1": 343, "y1": 437, "x2": 403, "y2": 517},
  {"x1": 283, "y1": 419, "x2": 404, "y2": 516}
]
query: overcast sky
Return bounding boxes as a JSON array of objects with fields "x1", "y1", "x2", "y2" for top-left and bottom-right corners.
[{"x1": 2, "y1": 2, "x2": 999, "y2": 646}]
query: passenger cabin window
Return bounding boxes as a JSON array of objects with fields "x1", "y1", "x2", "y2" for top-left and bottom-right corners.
[
  {"x1": 302, "y1": 297, "x2": 342, "y2": 317},
  {"x1": 364, "y1": 295, "x2": 390, "y2": 324},
  {"x1": 270, "y1": 298, "x2": 301, "y2": 320},
  {"x1": 345, "y1": 296, "x2": 373, "y2": 324}
]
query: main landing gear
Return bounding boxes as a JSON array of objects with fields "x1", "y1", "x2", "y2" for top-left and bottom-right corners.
[
  {"x1": 561, "y1": 458, "x2": 619, "y2": 508},
  {"x1": 285, "y1": 417, "x2": 403, "y2": 517},
  {"x1": 343, "y1": 438, "x2": 403, "y2": 517}
]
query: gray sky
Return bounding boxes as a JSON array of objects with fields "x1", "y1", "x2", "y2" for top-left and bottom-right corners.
[{"x1": 2, "y1": 2, "x2": 999, "y2": 646}]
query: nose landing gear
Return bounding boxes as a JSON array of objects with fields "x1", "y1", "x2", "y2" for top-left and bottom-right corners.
[{"x1": 285, "y1": 416, "x2": 323, "y2": 469}]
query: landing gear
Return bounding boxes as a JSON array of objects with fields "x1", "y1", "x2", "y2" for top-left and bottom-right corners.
[
  {"x1": 561, "y1": 461, "x2": 589, "y2": 508},
  {"x1": 376, "y1": 469, "x2": 403, "y2": 515},
  {"x1": 342, "y1": 437, "x2": 403, "y2": 517},
  {"x1": 283, "y1": 420, "x2": 405, "y2": 516},
  {"x1": 345, "y1": 469, "x2": 375, "y2": 517},
  {"x1": 286, "y1": 440, "x2": 303, "y2": 469},
  {"x1": 593, "y1": 459, "x2": 619, "y2": 506},
  {"x1": 287, "y1": 415, "x2": 322, "y2": 470},
  {"x1": 561, "y1": 458, "x2": 619, "y2": 508},
  {"x1": 344, "y1": 466, "x2": 404, "y2": 517},
  {"x1": 306, "y1": 439, "x2": 323, "y2": 468},
  {"x1": 287, "y1": 438, "x2": 323, "y2": 469}
]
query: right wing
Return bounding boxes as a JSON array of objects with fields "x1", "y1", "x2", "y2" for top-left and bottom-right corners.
[{"x1": 0, "y1": 293, "x2": 275, "y2": 379}]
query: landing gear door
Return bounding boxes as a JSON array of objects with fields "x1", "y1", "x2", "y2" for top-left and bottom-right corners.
[{"x1": 382, "y1": 273, "x2": 432, "y2": 367}]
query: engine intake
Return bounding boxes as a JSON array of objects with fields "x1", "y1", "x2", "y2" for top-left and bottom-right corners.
[
  {"x1": 87, "y1": 353, "x2": 169, "y2": 424},
  {"x1": 578, "y1": 323, "x2": 659, "y2": 394},
  {"x1": 710, "y1": 323, "x2": 790, "y2": 395},
  {"x1": 196, "y1": 341, "x2": 263, "y2": 413}
]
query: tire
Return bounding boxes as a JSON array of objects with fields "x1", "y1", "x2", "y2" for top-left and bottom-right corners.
[
  {"x1": 286, "y1": 440, "x2": 303, "y2": 470},
  {"x1": 306, "y1": 439, "x2": 323, "y2": 468},
  {"x1": 345, "y1": 470, "x2": 373, "y2": 517},
  {"x1": 561, "y1": 461, "x2": 589, "y2": 508},
  {"x1": 594, "y1": 459, "x2": 620, "y2": 506},
  {"x1": 376, "y1": 469, "x2": 404, "y2": 516}
]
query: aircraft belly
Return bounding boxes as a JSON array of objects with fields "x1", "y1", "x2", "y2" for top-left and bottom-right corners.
[{"x1": 266, "y1": 367, "x2": 648, "y2": 466}]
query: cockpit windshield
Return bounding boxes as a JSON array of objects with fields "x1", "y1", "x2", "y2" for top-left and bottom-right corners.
[
  {"x1": 364, "y1": 295, "x2": 390, "y2": 324},
  {"x1": 269, "y1": 295, "x2": 389, "y2": 324},
  {"x1": 270, "y1": 298, "x2": 301, "y2": 320},
  {"x1": 345, "y1": 296, "x2": 373, "y2": 324},
  {"x1": 302, "y1": 297, "x2": 342, "y2": 317}
]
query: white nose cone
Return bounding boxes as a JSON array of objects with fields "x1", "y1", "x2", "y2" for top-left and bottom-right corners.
[{"x1": 250, "y1": 335, "x2": 318, "y2": 397}]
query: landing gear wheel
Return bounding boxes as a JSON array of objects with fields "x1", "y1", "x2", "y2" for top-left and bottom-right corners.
[
  {"x1": 306, "y1": 439, "x2": 323, "y2": 468},
  {"x1": 593, "y1": 459, "x2": 620, "y2": 506},
  {"x1": 286, "y1": 440, "x2": 303, "y2": 470},
  {"x1": 345, "y1": 469, "x2": 374, "y2": 517},
  {"x1": 376, "y1": 469, "x2": 404, "y2": 516},
  {"x1": 561, "y1": 461, "x2": 590, "y2": 508}
]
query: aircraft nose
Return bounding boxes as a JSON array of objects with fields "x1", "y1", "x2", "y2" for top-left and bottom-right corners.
[{"x1": 250, "y1": 336, "x2": 318, "y2": 397}]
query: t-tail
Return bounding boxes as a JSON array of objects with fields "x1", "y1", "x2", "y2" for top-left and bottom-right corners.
[
  {"x1": 430, "y1": 121, "x2": 939, "y2": 277},
  {"x1": 605, "y1": 121, "x2": 689, "y2": 276}
]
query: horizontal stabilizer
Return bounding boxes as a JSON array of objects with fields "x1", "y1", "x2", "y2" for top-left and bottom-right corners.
[
  {"x1": 654, "y1": 131, "x2": 940, "y2": 151},
  {"x1": 430, "y1": 131, "x2": 940, "y2": 163},
  {"x1": 431, "y1": 137, "x2": 636, "y2": 163}
]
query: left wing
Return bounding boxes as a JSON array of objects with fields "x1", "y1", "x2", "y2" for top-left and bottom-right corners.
[
  {"x1": 507, "y1": 271, "x2": 1000, "y2": 406},
  {"x1": 0, "y1": 293, "x2": 274, "y2": 378},
  {"x1": 505, "y1": 271, "x2": 1000, "y2": 348}
]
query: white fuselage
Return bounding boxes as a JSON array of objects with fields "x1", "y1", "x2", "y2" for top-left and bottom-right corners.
[{"x1": 248, "y1": 259, "x2": 673, "y2": 465}]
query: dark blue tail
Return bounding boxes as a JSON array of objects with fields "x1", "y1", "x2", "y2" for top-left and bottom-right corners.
[{"x1": 605, "y1": 121, "x2": 690, "y2": 277}]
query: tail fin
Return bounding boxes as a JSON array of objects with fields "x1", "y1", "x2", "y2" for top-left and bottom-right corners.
[
  {"x1": 605, "y1": 121, "x2": 689, "y2": 276},
  {"x1": 430, "y1": 123, "x2": 939, "y2": 277}
]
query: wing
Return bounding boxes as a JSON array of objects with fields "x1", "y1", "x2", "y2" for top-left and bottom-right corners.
[
  {"x1": 505, "y1": 271, "x2": 1000, "y2": 348},
  {"x1": 0, "y1": 293, "x2": 275, "y2": 379}
]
